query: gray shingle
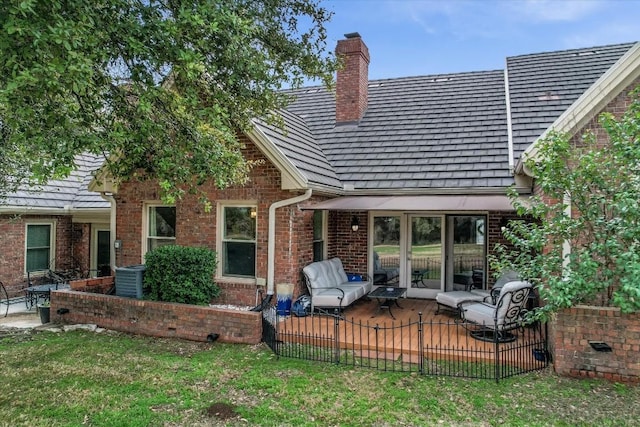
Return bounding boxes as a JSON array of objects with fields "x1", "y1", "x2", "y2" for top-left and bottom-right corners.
[
  {"x1": 281, "y1": 42, "x2": 636, "y2": 193},
  {"x1": 507, "y1": 42, "x2": 635, "y2": 161},
  {"x1": 3, "y1": 153, "x2": 109, "y2": 210},
  {"x1": 287, "y1": 70, "x2": 511, "y2": 191}
]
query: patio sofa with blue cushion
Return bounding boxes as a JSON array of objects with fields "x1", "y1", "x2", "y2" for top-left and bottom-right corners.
[{"x1": 302, "y1": 258, "x2": 372, "y2": 311}]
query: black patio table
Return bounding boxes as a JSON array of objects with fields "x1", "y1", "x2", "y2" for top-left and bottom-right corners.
[
  {"x1": 368, "y1": 286, "x2": 407, "y2": 319},
  {"x1": 25, "y1": 283, "x2": 70, "y2": 309}
]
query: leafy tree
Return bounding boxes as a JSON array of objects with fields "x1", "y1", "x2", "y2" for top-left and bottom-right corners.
[
  {"x1": 492, "y1": 88, "x2": 640, "y2": 318},
  {"x1": 0, "y1": 0, "x2": 337, "y2": 204}
]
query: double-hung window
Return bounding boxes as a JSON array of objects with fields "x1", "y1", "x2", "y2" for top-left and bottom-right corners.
[
  {"x1": 221, "y1": 205, "x2": 256, "y2": 277},
  {"x1": 25, "y1": 223, "x2": 54, "y2": 273},
  {"x1": 313, "y1": 210, "x2": 326, "y2": 262},
  {"x1": 146, "y1": 205, "x2": 176, "y2": 253}
]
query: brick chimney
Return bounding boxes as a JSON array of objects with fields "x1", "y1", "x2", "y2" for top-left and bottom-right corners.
[{"x1": 335, "y1": 32, "x2": 370, "y2": 124}]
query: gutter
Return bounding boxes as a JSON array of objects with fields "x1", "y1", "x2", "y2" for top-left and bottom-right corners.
[
  {"x1": 267, "y1": 189, "x2": 313, "y2": 295},
  {"x1": 100, "y1": 193, "x2": 118, "y2": 270}
]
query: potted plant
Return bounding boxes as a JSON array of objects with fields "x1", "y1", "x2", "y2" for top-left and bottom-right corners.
[{"x1": 37, "y1": 301, "x2": 51, "y2": 324}]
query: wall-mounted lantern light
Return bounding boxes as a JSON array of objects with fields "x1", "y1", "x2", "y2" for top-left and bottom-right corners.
[{"x1": 351, "y1": 215, "x2": 360, "y2": 232}]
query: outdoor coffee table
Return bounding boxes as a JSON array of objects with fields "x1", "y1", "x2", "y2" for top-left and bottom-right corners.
[{"x1": 368, "y1": 286, "x2": 406, "y2": 319}]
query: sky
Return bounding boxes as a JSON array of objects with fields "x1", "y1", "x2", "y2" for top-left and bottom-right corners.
[{"x1": 317, "y1": 0, "x2": 640, "y2": 81}]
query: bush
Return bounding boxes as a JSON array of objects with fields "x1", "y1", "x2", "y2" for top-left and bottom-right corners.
[{"x1": 144, "y1": 245, "x2": 220, "y2": 305}]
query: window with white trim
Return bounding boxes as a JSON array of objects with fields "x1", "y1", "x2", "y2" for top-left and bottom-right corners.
[
  {"x1": 221, "y1": 205, "x2": 256, "y2": 277},
  {"x1": 146, "y1": 205, "x2": 176, "y2": 253},
  {"x1": 25, "y1": 223, "x2": 54, "y2": 273}
]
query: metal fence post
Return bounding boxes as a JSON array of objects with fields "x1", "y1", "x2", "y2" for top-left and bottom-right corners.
[
  {"x1": 494, "y1": 317, "x2": 500, "y2": 383},
  {"x1": 418, "y1": 312, "x2": 424, "y2": 374},
  {"x1": 334, "y1": 308, "x2": 341, "y2": 364}
]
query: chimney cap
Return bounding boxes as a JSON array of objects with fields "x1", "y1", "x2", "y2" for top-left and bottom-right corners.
[{"x1": 344, "y1": 32, "x2": 361, "y2": 39}]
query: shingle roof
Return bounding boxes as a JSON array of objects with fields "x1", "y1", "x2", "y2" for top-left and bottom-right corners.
[
  {"x1": 253, "y1": 109, "x2": 342, "y2": 190},
  {"x1": 282, "y1": 42, "x2": 636, "y2": 194},
  {"x1": 2, "y1": 153, "x2": 109, "y2": 211},
  {"x1": 507, "y1": 42, "x2": 635, "y2": 161},
  {"x1": 288, "y1": 70, "x2": 510, "y2": 192}
]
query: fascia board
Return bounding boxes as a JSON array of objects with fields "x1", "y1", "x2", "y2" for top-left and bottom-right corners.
[
  {"x1": 246, "y1": 125, "x2": 309, "y2": 190},
  {"x1": 88, "y1": 161, "x2": 119, "y2": 194},
  {"x1": 0, "y1": 205, "x2": 109, "y2": 218}
]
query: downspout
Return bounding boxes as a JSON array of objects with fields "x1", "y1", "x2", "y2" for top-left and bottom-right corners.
[
  {"x1": 562, "y1": 193, "x2": 571, "y2": 273},
  {"x1": 100, "y1": 193, "x2": 118, "y2": 270},
  {"x1": 267, "y1": 189, "x2": 313, "y2": 295}
]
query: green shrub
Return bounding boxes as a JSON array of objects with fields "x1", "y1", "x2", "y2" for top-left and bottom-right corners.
[{"x1": 144, "y1": 245, "x2": 220, "y2": 305}]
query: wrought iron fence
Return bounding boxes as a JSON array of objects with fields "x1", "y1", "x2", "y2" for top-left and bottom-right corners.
[{"x1": 262, "y1": 307, "x2": 548, "y2": 382}]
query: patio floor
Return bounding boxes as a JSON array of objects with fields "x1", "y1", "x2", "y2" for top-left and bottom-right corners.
[{"x1": 275, "y1": 297, "x2": 547, "y2": 368}]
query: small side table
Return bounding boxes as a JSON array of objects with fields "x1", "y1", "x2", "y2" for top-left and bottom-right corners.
[
  {"x1": 368, "y1": 287, "x2": 407, "y2": 319},
  {"x1": 411, "y1": 269, "x2": 428, "y2": 287}
]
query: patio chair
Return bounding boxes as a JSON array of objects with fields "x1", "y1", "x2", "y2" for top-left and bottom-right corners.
[
  {"x1": 373, "y1": 251, "x2": 399, "y2": 285},
  {"x1": 469, "y1": 269, "x2": 520, "y2": 304},
  {"x1": 435, "y1": 270, "x2": 521, "y2": 315},
  {"x1": 458, "y1": 280, "x2": 533, "y2": 343}
]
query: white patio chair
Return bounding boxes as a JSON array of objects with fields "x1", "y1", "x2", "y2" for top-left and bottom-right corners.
[{"x1": 459, "y1": 280, "x2": 533, "y2": 342}]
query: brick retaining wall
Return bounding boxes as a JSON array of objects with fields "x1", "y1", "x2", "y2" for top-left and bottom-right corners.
[
  {"x1": 50, "y1": 290, "x2": 262, "y2": 344},
  {"x1": 553, "y1": 305, "x2": 640, "y2": 383}
]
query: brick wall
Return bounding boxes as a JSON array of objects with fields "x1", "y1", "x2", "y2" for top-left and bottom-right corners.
[
  {"x1": 0, "y1": 214, "x2": 82, "y2": 296},
  {"x1": 0, "y1": 215, "x2": 25, "y2": 295},
  {"x1": 51, "y1": 290, "x2": 262, "y2": 344},
  {"x1": 114, "y1": 136, "x2": 326, "y2": 306},
  {"x1": 553, "y1": 306, "x2": 640, "y2": 383},
  {"x1": 535, "y1": 80, "x2": 640, "y2": 381},
  {"x1": 486, "y1": 211, "x2": 530, "y2": 287},
  {"x1": 330, "y1": 211, "x2": 368, "y2": 274},
  {"x1": 72, "y1": 223, "x2": 92, "y2": 275}
]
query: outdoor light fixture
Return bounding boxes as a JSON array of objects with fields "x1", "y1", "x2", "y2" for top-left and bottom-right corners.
[{"x1": 351, "y1": 215, "x2": 360, "y2": 232}]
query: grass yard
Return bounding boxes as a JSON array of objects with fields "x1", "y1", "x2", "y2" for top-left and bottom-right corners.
[{"x1": 0, "y1": 329, "x2": 639, "y2": 426}]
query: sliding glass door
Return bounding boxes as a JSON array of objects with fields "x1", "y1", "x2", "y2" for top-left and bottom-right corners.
[
  {"x1": 407, "y1": 215, "x2": 444, "y2": 298},
  {"x1": 370, "y1": 213, "x2": 486, "y2": 297},
  {"x1": 447, "y1": 215, "x2": 486, "y2": 291},
  {"x1": 372, "y1": 216, "x2": 401, "y2": 287}
]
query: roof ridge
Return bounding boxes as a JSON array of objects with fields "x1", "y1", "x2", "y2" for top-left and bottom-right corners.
[{"x1": 507, "y1": 41, "x2": 637, "y2": 61}]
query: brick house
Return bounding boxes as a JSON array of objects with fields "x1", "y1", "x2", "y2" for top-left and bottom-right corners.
[
  {"x1": 0, "y1": 154, "x2": 111, "y2": 297},
  {"x1": 87, "y1": 34, "x2": 639, "y2": 312},
  {"x1": 512, "y1": 42, "x2": 640, "y2": 382}
]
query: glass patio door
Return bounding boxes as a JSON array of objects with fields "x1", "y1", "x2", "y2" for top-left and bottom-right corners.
[
  {"x1": 447, "y1": 215, "x2": 487, "y2": 291},
  {"x1": 406, "y1": 215, "x2": 444, "y2": 298},
  {"x1": 371, "y1": 215, "x2": 401, "y2": 288}
]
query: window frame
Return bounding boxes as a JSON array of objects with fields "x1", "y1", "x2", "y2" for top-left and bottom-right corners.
[
  {"x1": 143, "y1": 203, "x2": 176, "y2": 258},
  {"x1": 24, "y1": 221, "x2": 56, "y2": 275},
  {"x1": 217, "y1": 202, "x2": 258, "y2": 280},
  {"x1": 312, "y1": 210, "x2": 327, "y2": 262}
]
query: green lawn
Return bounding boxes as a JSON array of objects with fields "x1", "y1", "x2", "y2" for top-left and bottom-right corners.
[{"x1": 1, "y1": 330, "x2": 638, "y2": 426}]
